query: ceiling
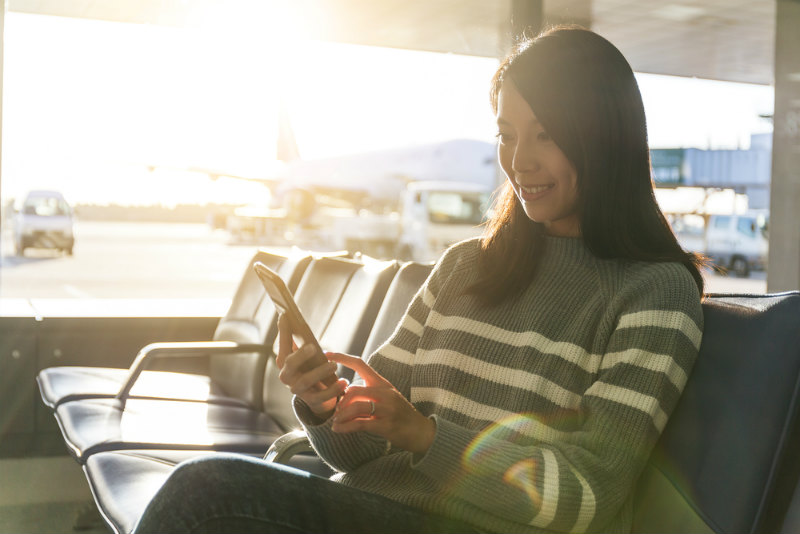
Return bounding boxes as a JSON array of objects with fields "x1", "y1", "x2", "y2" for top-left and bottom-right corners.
[
  {"x1": 7, "y1": 0, "x2": 777, "y2": 85},
  {"x1": 591, "y1": 0, "x2": 774, "y2": 85}
]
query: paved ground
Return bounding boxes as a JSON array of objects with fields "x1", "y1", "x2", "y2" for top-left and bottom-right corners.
[
  {"x1": 703, "y1": 268, "x2": 767, "y2": 295},
  {"x1": 0, "y1": 222, "x2": 264, "y2": 299},
  {"x1": 0, "y1": 221, "x2": 769, "y2": 300}
]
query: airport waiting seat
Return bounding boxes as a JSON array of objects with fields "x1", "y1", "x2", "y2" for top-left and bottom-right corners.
[
  {"x1": 37, "y1": 249, "x2": 311, "y2": 411},
  {"x1": 80, "y1": 260, "x2": 433, "y2": 534},
  {"x1": 51, "y1": 255, "x2": 399, "y2": 464},
  {"x1": 361, "y1": 261, "x2": 433, "y2": 356},
  {"x1": 259, "y1": 292, "x2": 800, "y2": 534},
  {"x1": 630, "y1": 292, "x2": 800, "y2": 534}
]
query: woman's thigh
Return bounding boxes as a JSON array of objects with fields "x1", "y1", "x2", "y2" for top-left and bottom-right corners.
[{"x1": 133, "y1": 453, "x2": 476, "y2": 534}]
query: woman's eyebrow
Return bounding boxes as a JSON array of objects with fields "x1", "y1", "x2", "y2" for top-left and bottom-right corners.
[{"x1": 496, "y1": 117, "x2": 542, "y2": 127}]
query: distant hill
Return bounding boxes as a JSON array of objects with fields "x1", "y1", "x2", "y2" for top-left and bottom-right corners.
[{"x1": 74, "y1": 204, "x2": 241, "y2": 226}]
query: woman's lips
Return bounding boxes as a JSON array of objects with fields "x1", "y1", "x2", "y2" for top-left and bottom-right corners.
[{"x1": 517, "y1": 183, "x2": 554, "y2": 202}]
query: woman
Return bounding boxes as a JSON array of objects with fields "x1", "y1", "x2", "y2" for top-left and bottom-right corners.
[{"x1": 135, "y1": 25, "x2": 704, "y2": 534}]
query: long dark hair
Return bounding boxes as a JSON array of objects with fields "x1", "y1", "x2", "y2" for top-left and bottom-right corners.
[{"x1": 469, "y1": 25, "x2": 706, "y2": 306}]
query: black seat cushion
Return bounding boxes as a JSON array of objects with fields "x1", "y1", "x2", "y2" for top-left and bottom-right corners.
[
  {"x1": 55, "y1": 398, "x2": 285, "y2": 462},
  {"x1": 85, "y1": 450, "x2": 236, "y2": 534}
]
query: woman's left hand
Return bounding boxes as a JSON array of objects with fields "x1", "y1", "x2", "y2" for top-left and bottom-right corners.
[{"x1": 326, "y1": 352, "x2": 435, "y2": 456}]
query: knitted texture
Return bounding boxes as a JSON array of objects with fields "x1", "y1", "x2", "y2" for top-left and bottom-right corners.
[{"x1": 297, "y1": 236, "x2": 703, "y2": 534}]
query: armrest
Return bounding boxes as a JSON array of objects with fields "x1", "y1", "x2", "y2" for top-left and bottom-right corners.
[
  {"x1": 116, "y1": 341, "x2": 270, "y2": 405},
  {"x1": 263, "y1": 429, "x2": 314, "y2": 464}
]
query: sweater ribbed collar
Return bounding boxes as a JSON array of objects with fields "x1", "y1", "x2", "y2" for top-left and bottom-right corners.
[{"x1": 542, "y1": 235, "x2": 595, "y2": 265}]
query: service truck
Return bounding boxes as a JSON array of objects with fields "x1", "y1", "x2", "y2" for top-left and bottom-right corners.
[{"x1": 319, "y1": 181, "x2": 492, "y2": 262}]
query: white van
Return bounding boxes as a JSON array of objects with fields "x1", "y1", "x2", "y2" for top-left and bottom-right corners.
[
  {"x1": 397, "y1": 181, "x2": 491, "y2": 261},
  {"x1": 11, "y1": 190, "x2": 76, "y2": 256},
  {"x1": 673, "y1": 212, "x2": 768, "y2": 277}
]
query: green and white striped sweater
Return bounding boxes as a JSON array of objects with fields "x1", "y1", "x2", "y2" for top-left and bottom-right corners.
[{"x1": 297, "y1": 236, "x2": 703, "y2": 533}]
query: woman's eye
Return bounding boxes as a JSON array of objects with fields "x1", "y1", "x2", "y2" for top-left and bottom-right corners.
[
  {"x1": 496, "y1": 132, "x2": 512, "y2": 143},
  {"x1": 537, "y1": 131, "x2": 551, "y2": 142}
]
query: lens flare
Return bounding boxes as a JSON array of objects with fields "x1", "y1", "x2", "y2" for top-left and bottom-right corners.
[
  {"x1": 463, "y1": 413, "x2": 537, "y2": 468},
  {"x1": 459, "y1": 414, "x2": 547, "y2": 509},
  {"x1": 458, "y1": 410, "x2": 589, "y2": 511},
  {"x1": 462, "y1": 409, "x2": 582, "y2": 470},
  {"x1": 503, "y1": 458, "x2": 542, "y2": 509}
]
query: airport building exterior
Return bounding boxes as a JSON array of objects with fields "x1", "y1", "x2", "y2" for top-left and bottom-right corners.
[{"x1": 652, "y1": 133, "x2": 772, "y2": 210}]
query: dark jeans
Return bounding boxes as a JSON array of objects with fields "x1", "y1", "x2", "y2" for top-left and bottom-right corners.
[{"x1": 133, "y1": 453, "x2": 480, "y2": 534}]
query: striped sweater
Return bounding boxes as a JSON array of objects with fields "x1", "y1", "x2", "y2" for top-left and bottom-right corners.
[{"x1": 296, "y1": 236, "x2": 703, "y2": 533}]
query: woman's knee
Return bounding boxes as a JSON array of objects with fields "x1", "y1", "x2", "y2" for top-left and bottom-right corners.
[
  {"x1": 170, "y1": 455, "x2": 235, "y2": 489},
  {"x1": 167, "y1": 454, "x2": 314, "y2": 501},
  {"x1": 135, "y1": 455, "x2": 270, "y2": 533}
]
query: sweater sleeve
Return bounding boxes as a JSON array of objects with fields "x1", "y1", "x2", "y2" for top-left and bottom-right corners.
[
  {"x1": 297, "y1": 243, "x2": 461, "y2": 472},
  {"x1": 409, "y1": 262, "x2": 703, "y2": 533}
]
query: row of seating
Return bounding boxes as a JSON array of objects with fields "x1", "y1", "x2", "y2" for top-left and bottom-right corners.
[
  {"x1": 37, "y1": 249, "x2": 434, "y2": 533},
  {"x1": 36, "y1": 249, "x2": 800, "y2": 534}
]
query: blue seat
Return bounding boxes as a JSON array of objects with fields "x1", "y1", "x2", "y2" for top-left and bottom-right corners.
[
  {"x1": 80, "y1": 260, "x2": 433, "y2": 534},
  {"x1": 51, "y1": 256, "x2": 399, "y2": 463},
  {"x1": 631, "y1": 292, "x2": 800, "y2": 534},
  {"x1": 37, "y1": 249, "x2": 311, "y2": 411}
]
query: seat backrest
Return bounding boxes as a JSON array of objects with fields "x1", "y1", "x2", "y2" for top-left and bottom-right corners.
[
  {"x1": 632, "y1": 292, "x2": 800, "y2": 534},
  {"x1": 262, "y1": 256, "x2": 368, "y2": 429},
  {"x1": 319, "y1": 258, "x2": 400, "y2": 364},
  {"x1": 361, "y1": 261, "x2": 433, "y2": 357},
  {"x1": 213, "y1": 250, "x2": 286, "y2": 337},
  {"x1": 208, "y1": 250, "x2": 311, "y2": 410}
]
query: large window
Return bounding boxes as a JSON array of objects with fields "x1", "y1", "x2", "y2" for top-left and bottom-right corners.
[
  {"x1": 0, "y1": 5, "x2": 775, "y2": 300},
  {"x1": 0, "y1": 10, "x2": 498, "y2": 301}
]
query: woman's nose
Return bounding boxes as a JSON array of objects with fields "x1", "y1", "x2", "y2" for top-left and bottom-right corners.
[{"x1": 511, "y1": 145, "x2": 539, "y2": 173}]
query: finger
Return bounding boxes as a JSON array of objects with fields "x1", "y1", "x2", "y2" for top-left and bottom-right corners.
[
  {"x1": 325, "y1": 352, "x2": 391, "y2": 386},
  {"x1": 290, "y1": 361, "x2": 339, "y2": 396},
  {"x1": 303, "y1": 379, "x2": 348, "y2": 409},
  {"x1": 334, "y1": 399, "x2": 375, "y2": 422},
  {"x1": 336, "y1": 389, "x2": 392, "y2": 423},
  {"x1": 279, "y1": 344, "x2": 327, "y2": 386},
  {"x1": 336, "y1": 385, "x2": 380, "y2": 409},
  {"x1": 276, "y1": 314, "x2": 293, "y2": 369},
  {"x1": 337, "y1": 385, "x2": 377, "y2": 409},
  {"x1": 339, "y1": 384, "x2": 371, "y2": 397}
]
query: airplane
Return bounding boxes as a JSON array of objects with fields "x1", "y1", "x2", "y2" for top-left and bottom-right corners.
[
  {"x1": 192, "y1": 101, "x2": 500, "y2": 212},
  {"x1": 222, "y1": 135, "x2": 500, "y2": 259},
  {"x1": 273, "y1": 137, "x2": 499, "y2": 210}
]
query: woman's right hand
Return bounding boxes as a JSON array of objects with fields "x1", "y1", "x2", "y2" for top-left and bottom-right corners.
[{"x1": 275, "y1": 314, "x2": 347, "y2": 418}]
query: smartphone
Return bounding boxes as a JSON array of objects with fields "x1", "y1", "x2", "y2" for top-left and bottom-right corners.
[{"x1": 253, "y1": 261, "x2": 337, "y2": 386}]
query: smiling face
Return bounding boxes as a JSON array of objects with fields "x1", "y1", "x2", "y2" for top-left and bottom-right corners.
[{"x1": 496, "y1": 79, "x2": 580, "y2": 237}]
